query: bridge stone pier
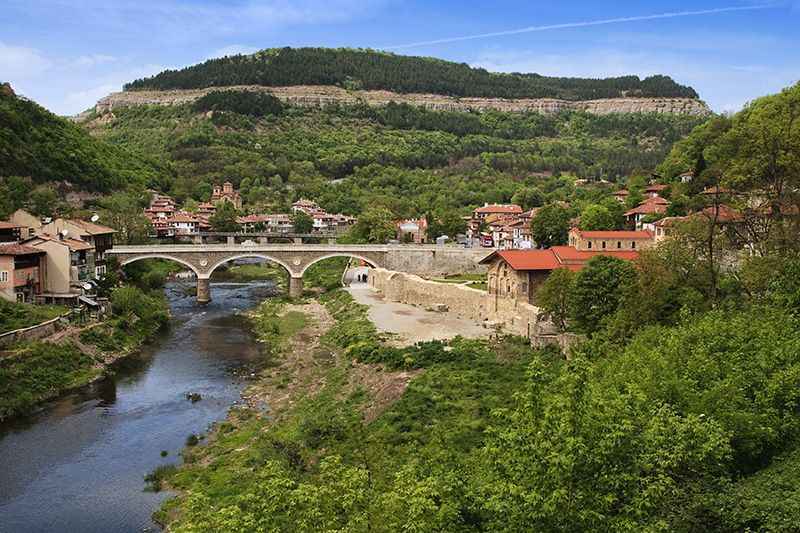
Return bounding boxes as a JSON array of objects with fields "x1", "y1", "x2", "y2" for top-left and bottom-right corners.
[{"x1": 108, "y1": 244, "x2": 491, "y2": 303}]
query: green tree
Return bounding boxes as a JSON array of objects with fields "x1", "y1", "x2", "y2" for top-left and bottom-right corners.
[
  {"x1": 535, "y1": 268, "x2": 575, "y2": 331},
  {"x1": 579, "y1": 204, "x2": 616, "y2": 231},
  {"x1": 570, "y1": 255, "x2": 636, "y2": 334},
  {"x1": 29, "y1": 186, "x2": 59, "y2": 217},
  {"x1": 350, "y1": 207, "x2": 396, "y2": 243},
  {"x1": 511, "y1": 186, "x2": 544, "y2": 210},
  {"x1": 531, "y1": 204, "x2": 570, "y2": 248},
  {"x1": 209, "y1": 201, "x2": 240, "y2": 232},
  {"x1": 98, "y1": 191, "x2": 153, "y2": 245},
  {"x1": 291, "y1": 210, "x2": 314, "y2": 234}
]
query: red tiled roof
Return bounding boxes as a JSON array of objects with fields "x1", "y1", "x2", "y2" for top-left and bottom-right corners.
[
  {"x1": 26, "y1": 234, "x2": 94, "y2": 251},
  {"x1": 481, "y1": 246, "x2": 639, "y2": 271},
  {"x1": 645, "y1": 184, "x2": 668, "y2": 193},
  {"x1": 653, "y1": 216, "x2": 688, "y2": 228},
  {"x1": 698, "y1": 204, "x2": 743, "y2": 222},
  {"x1": 625, "y1": 197, "x2": 670, "y2": 216},
  {"x1": 67, "y1": 219, "x2": 117, "y2": 235},
  {"x1": 0, "y1": 243, "x2": 44, "y2": 256},
  {"x1": 475, "y1": 204, "x2": 523, "y2": 214},
  {"x1": 168, "y1": 214, "x2": 200, "y2": 223},
  {"x1": 572, "y1": 230, "x2": 653, "y2": 239},
  {"x1": 488, "y1": 249, "x2": 561, "y2": 270},
  {"x1": 0, "y1": 221, "x2": 22, "y2": 230},
  {"x1": 612, "y1": 189, "x2": 629, "y2": 196}
]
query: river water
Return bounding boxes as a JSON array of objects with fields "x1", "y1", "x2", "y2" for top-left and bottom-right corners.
[{"x1": 0, "y1": 281, "x2": 273, "y2": 533}]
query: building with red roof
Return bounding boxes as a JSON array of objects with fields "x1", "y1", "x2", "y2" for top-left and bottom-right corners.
[
  {"x1": 624, "y1": 197, "x2": 670, "y2": 229},
  {"x1": 480, "y1": 244, "x2": 641, "y2": 305},
  {"x1": 0, "y1": 243, "x2": 46, "y2": 302},
  {"x1": 644, "y1": 184, "x2": 669, "y2": 198}
]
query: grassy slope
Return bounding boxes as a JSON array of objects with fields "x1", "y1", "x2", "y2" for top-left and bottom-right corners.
[{"x1": 0, "y1": 301, "x2": 66, "y2": 335}]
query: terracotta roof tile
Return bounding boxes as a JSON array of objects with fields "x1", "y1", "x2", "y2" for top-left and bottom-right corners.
[{"x1": 0, "y1": 243, "x2": 44, "y2": 256}]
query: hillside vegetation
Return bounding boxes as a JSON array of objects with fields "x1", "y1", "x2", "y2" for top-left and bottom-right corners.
[
  {"x1": 125, "y1": 47, "x2": 699, "y2": 100},
  {"x1": 86, "y1": 92, "x2": 703, "y2": 223},
  {"x1": 0, "y1": 83, "x2": 171, "y2": 193}
]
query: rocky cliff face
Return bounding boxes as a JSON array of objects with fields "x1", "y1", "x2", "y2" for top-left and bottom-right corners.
[{"x1": 93, "y1": 85, "x2": 711, "y2": 117}]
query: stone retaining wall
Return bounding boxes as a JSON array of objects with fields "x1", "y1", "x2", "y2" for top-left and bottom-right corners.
[
  {"x1": 368, "y1": 268, "x2": 552, "y2": 339},
  {"x1": 0, "y1": 313, "x2": 70, "y2": 348}
]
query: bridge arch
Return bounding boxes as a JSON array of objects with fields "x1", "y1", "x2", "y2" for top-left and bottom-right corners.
[
  {"x1": 118, "y1": 254, "x2": 201, "y2": 276},
  {"x1": 207, "y1": 253, "x2": 294, "y2": 278},
  {"x1": 300, "y1": 253, "x2": 379, "y2": 276}
]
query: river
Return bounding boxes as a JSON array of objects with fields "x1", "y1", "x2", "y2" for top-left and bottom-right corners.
[{"x1": 0, "y1": 281, "x2": 274, "y2": 533}]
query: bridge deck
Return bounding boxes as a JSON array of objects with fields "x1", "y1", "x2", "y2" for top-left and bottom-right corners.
[{"x1": 108, "y1": 244, "x2": 466, "y2": 253}]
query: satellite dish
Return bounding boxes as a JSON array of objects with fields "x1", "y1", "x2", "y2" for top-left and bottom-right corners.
[
  {"x1": 60, "y1": 229, "x2": 69, "y2": 238},
  {"x1": 90, "y1": 214, "x2": 100, "y2": 222},
  {"x1": 43, "y1": 217, "x2": 52, "y2": 223},
  {"x1": 82, "y1": 283, "x2": 93, "y2": 291}
]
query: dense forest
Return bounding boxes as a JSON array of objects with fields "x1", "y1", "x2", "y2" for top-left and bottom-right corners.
[
  {"x1": 125, "y1": 47, "x2": 699, "y2": 100},
  {"x1": 0, "y1": 83, "x2": 171, "y2": 194}
]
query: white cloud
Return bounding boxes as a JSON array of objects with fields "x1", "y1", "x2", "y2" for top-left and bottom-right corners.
[
  {"x1": 210, "y1": 45, "x2": 260, "y2": 59},
  {"x1": 73, "y1": 54, "x2": 117, "y2": 68},
  {"x1": 62, "y1": 63, "x2": 167, "y2": 114},
  {"x1": 0, "y1": 42, "x2": 51, "y2": 79}
]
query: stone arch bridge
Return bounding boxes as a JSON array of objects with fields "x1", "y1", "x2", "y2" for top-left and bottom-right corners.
[{"x1": 108, "y1": 244, "x2": 490, "y2": 303}]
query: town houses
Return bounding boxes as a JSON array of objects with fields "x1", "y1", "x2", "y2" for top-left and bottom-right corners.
[
  {"x1": 466, "y1": 203, "x2": 535, "y2": 248},
  {"x1": 143, "y1": 184, "x2": 356, "y2": 238},
  {"x1": 0, "y1": 209, "x2": 116, "y2": 305},
  {"x1": 290, "y1": 198, "x2": 356, "y2": 233}
]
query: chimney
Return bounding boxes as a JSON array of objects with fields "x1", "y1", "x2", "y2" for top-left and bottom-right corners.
[{"x1": 223, "y1": 181, "x2": 233, "y2": 194}]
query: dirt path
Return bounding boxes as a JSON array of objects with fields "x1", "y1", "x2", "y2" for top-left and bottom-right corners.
[
  {"x1": 346, "y1": 283, "x2": 491, "y2": 346},
  {"x1": 243, "y1": 299, "x2": 418, "y2": 423}
]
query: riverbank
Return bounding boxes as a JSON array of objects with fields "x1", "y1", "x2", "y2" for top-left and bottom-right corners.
[
  {"x1": 152, "y1": 286, "x2": 536, "y2": 530},
  {"x1": 0, "y1": 286, "x2": 169, "y2": 422}
]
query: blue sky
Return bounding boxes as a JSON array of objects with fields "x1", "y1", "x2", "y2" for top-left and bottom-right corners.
[{"x1": 2, "y1": 0, "x2": 798, "y2": 115}]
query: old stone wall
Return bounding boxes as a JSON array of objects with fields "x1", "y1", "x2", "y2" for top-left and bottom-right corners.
[
  {"x1": 90, "y1": 85, "x2": 711, "y2": 118},
  {"x1": 383, "y1": 247, "x2": 491, "y2": 277},
  {"x1": 0, "y1": 314, "x2": 69, "y2": 348},
  {"x1": 368, "y1": 268, "x2": 552, "y2": 339}
]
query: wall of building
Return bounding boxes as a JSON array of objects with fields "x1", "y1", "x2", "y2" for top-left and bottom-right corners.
[
  {"x1": 0, "y1": 256, "x2": 13, "y2": 301},
  {"x1": 35, "y1": 242, "x2": 71, "y2": 294},
  {"x1": 383, "y1": 247, "x2": 491, "y2": 277},
  {"x1": 368, "y1": 267, "x2": 552, "y2": 339}
]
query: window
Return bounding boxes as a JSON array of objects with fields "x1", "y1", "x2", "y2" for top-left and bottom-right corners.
[
  {"x1": 0, "y1": 271, "x2": 7, "y2": 283},
  {"x1": 602, "y1": 241, "x2": 606, "y2": 249},
  {"x1": 632, "y1": 241, "x2": 636, "y2": 249},
  {"x1": 587, "y1": 241, "x2": 592, "y2": 249},
  {"x1": 617, "y1": 241, "x2": 622, "y2": 248}
]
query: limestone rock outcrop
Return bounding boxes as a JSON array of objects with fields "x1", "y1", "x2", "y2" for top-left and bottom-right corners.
[{"x1": 93, "y1": 85, "x2": 711, "y2": 117}]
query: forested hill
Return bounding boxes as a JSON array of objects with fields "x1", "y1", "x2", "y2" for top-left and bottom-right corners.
[
  {"x1": 124, "y1": 47, "x2": 699, "y2": 101},
  {"x1": 0, "y1": 83, "x2": 170, "y2": 193}
]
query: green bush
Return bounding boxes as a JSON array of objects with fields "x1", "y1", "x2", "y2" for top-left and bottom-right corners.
[{"x1": 0, "y1": 342, "x2": 97, "y2": 420}]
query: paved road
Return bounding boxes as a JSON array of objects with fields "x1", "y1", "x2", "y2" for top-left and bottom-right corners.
[{"x1": 346, "y1": 283, "x2": 490, "y2": 346}]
